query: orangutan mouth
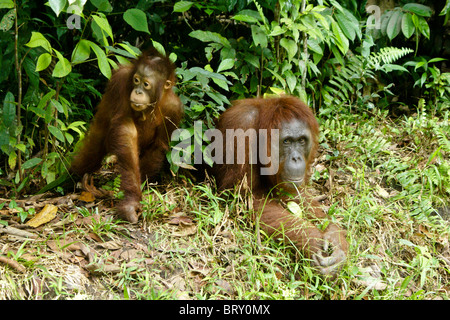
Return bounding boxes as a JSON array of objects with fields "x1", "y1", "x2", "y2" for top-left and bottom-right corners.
[{"x1": 130, "y1": 102, "x2": 151, "y2": 112}]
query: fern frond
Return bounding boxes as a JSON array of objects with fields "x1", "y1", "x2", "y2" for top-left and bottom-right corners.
[
  {"x1": 369, "y1": 47, "x2": 413, "y2": 68},
  {"x1": 252, "y1": 0, "x2": 269, "y2": 28},
  {"x1": 322, "y1": 47, "x2": 412, "y2": 108},
  {"x1": 434, "y1": 123, "x2": 450, "y2": 153}
]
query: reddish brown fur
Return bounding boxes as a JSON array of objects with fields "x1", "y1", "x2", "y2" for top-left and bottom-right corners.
[
  {"x1": 70, "y1": 48, "x2": 183, "y2": 222},
  {"x1": 213, "y1": 96, "x2": 348, "y2": 275}
]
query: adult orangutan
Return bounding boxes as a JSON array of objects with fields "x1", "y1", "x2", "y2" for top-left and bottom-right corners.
[
  {"x1": 70, "y1": 48, "x2": 183, "y2": 223},
  {"x1": 213, "y1": 96, "x2": 348, "y2": 275}
]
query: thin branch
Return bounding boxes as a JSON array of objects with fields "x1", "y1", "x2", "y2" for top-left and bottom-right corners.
[
  {"x1": 13, "y1": 0, "x2": 23, "y2": 181},
  {"x1": 300, "y1": 0, "x2": 309, "y2": 93}
]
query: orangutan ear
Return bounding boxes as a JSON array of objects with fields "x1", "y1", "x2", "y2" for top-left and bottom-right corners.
[{"x1": 164, "y1": 80, "x2": 173, "y2": 90}]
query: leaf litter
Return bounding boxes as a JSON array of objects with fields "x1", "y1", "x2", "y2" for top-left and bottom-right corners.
[
  {"x1": 0, "y1": 179, "x2": 241, "y2": 299},
  {"x1": 1, "y1": 130, "x2": 450, "y2": 299}
]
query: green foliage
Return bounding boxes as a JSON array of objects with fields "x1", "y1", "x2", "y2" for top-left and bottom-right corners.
[
  {"x1": 321, "y1": 43, "x2": 413, "y2": 112},
  {"x1": 0, "y1": 0, "x2": 151, "y2": 194},
  {"x1": 369, "y1": 2, "x2": 433, "y2": 52},
  {"x1": 404, "y1": 57, "x2": 450, "y2": 106},
  {"x1": 0, "y1": 0, "x2": 447, "y2": 202}
]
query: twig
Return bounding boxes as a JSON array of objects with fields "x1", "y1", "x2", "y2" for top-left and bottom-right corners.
[
  {"x1": 300, "y1": 0, "x2": 308, "y2": 93},
  {"x1": 13, "y1": 0, "x2": 23, "y2": 181},
  {"x1": 0, "y1": 255, "x2": 26, "y2": 273},
  {"x1": 0, "y1": 225, "x2": 38, "y2": 239}
]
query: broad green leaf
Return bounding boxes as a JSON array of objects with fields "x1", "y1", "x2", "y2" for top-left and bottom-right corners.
[
  {"x1": 88, "y1": 40, "x2": 111, "y2": 78},
  {"x1": 188, "y1": 67, "x2": 229, "y2": 82},
  {"x1": 341, "y1": 7, "x2": 361, "y2": 39},
  {"x1": 329, "y1": 0, "x2": 344, "y2": 12},
  {"x1": 267, "y1": 87, "x2": 286, "y2": 96},
  {"x1": 107, "y1": 58, "x2": 117, "y2": 69},
  {"x1": 65, "y1": 132, "x2": 74, "y2": 145},
  {"x1": 308, "y1": 38, "x2": 323, "y2": 55},
  {"x1": 380, "y1": 10, "x2": 393, "y2": 37},
  {"x1": 0, "y1": 0, "x2": 14, "y2": 9},
  {"x1": 217, "y1": 58, "x2": 234, "y2": 73},
  {"x1": 169, "y1": 52, "x2": 177, "y2": 63},
  {"x1": 173, "y1": 1, "x2": 193, "y2": 13},
  {"x1": 23, "y1": 57, "x2": 39, "y2": 88},
  {"x1": 428, "y1": 57, "x2": 447, "y2": 63},
  {"x1": 244, "y1": 53, "x2": 260, "y2": 68},
  {"x1": 403, "y1": 3, "x2": 432, "y2": 17},
  {"x1": 151, "y1": 40, "x2": 166, "y2": 56},
  {"x1": 189, "y1": 30, "x2": 231, "y2": 48},
  {"x1": 232, "y1": 14, "x2": 258, "y2": 23},
  {"x1": 416, "y1": 15, "x2": 430, "y2": 39},
  {"x1": 313, "y1": 11, "x2": 329, "y2": 30},
  {"x1": 116, "y1": 55, "x2": 130, "y2": 65},
  {"x1": 49, "y1": 0, "x2": 66, "y2": 16},
  {"x1": 123, "y1": 9, "x2": 150, "y2": 34},
  {"x1": 280, "y1": 38, "x2": 297, "y2": 61},
  {"x1": 91, "y1": 0, "x2": 112, "y2": 12},
  {"x1": 0, "y1": 8, "x2": 15, "y2": 31},
  {"x1": 71, "y1": 39, "x2": 91, "y2": 63},
  {"x1": 232, "y1": 10, "x2": 262, "y2": 23},
  {"x1": 387, "y1": 9, "x2": 402, "y2": 40},
  {"x1": 211, "y1": 78, "x2": 228, "y2": 91},
  {"x1": 414, "y1": 60, "x2": 426, "y2": 71},
  {"x1": 50, "y1": 99, "x2": 64, "y2": 114},
  {"x1": 285, "y1": 70, "x2": 297, "y2": 93},
  {"x1": 36, "y1": 90, "x2": 56, "y2": 113},
  {"x1": 36, "y1": 53, "x2": 52, "y2": 72},
  {"x1": 28, "y1": 106, "x2": 45, "y2": 119},
  {"x1": 331, "y1": 20, "x2": 348, "y2": 54},
  {"x1": 269, "y1": 25, "x2": 286, "y2": 37},
  {"x1": 25, "y1": 32, "x2": 52, "y2": 52},
  {"x1": 3, "y1": 91, "x2": 15, "y2": 127},
  {"x1": 52, "y1": 49, "x2": 72, "y2": 78},
  {"x1": 335, "y1": 12, "x2": 355, "y2": 41},
  {"x1": 251, "y1": 25, "x2": 267, "y2": 48},
  {"x1": 67, "y1": 121, "x2": 86, "y2": 136},
  {"x1": 48, "y1": 125, "x2": 65, "y2": 142},
  {"x1": 8, "y1": 151, "x2": 16, "y2": 170},
  {"x1": 15, "y1": 143, "x2": 26, "y2": 152},
  {"x1": 401, "y1": 12, "x2": 415, "y2": 39},
  {"x1": 118, "y1": 42, "x2": 140, "y2": 57},
  {"x1": 380, "y1": 64, "x2": 409, "y2": 73},
  {"x1": 92, "y1": 13, "x2": 113, "y2": 40},
  {"x1": 106, "y1": 45, "x2": 136, "y2": 59},
  {"x1": 22, "y1": 158, "x2": 42, "y2": 170},
  {"x1": 266, "y1": 68, "x2": 286, "y2": 87}
]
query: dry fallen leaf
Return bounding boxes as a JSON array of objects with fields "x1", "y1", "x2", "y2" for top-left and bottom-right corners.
[
  {"x1": 47, "y1": 238, "x2": 92, "y2": 258},
  {"x1": 168, "y1": 214, "x2": 194, "y2": 225},
  {"x1": 97, "y1": 240, "x2": 123, "y2": 250},
  {"x1": 354, "y1": 278, "x2": 388, "y2": 291},
  {"x1": 215, "y1": 279, "x2": 234, "y2": 295},
  {"x1": 78, "y1": 191, "x2": 95, "y2": 202},
  {"x1": 172, "y1": 223, "x2": 197, "y2": 237},
  {"x1": 26, "y1": 204, "x2": 58, "y2": 228},
  {"x1": 120, "y1": 248, "x2": 142, "y2": 261},
  {"x1": 375, "y1": 185, "x2": 390, "y2": 199}
]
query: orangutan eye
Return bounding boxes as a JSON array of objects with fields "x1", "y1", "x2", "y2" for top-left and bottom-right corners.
[
  {"x1": 299, "y1": 137, "x2": 307, "y2": 145},
  {"x1": 133, "y1": 76, "x2": 140, "y2": 85},
  {"x1": 143, "y1": 82, "x2": 151, "y2": 89}
]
